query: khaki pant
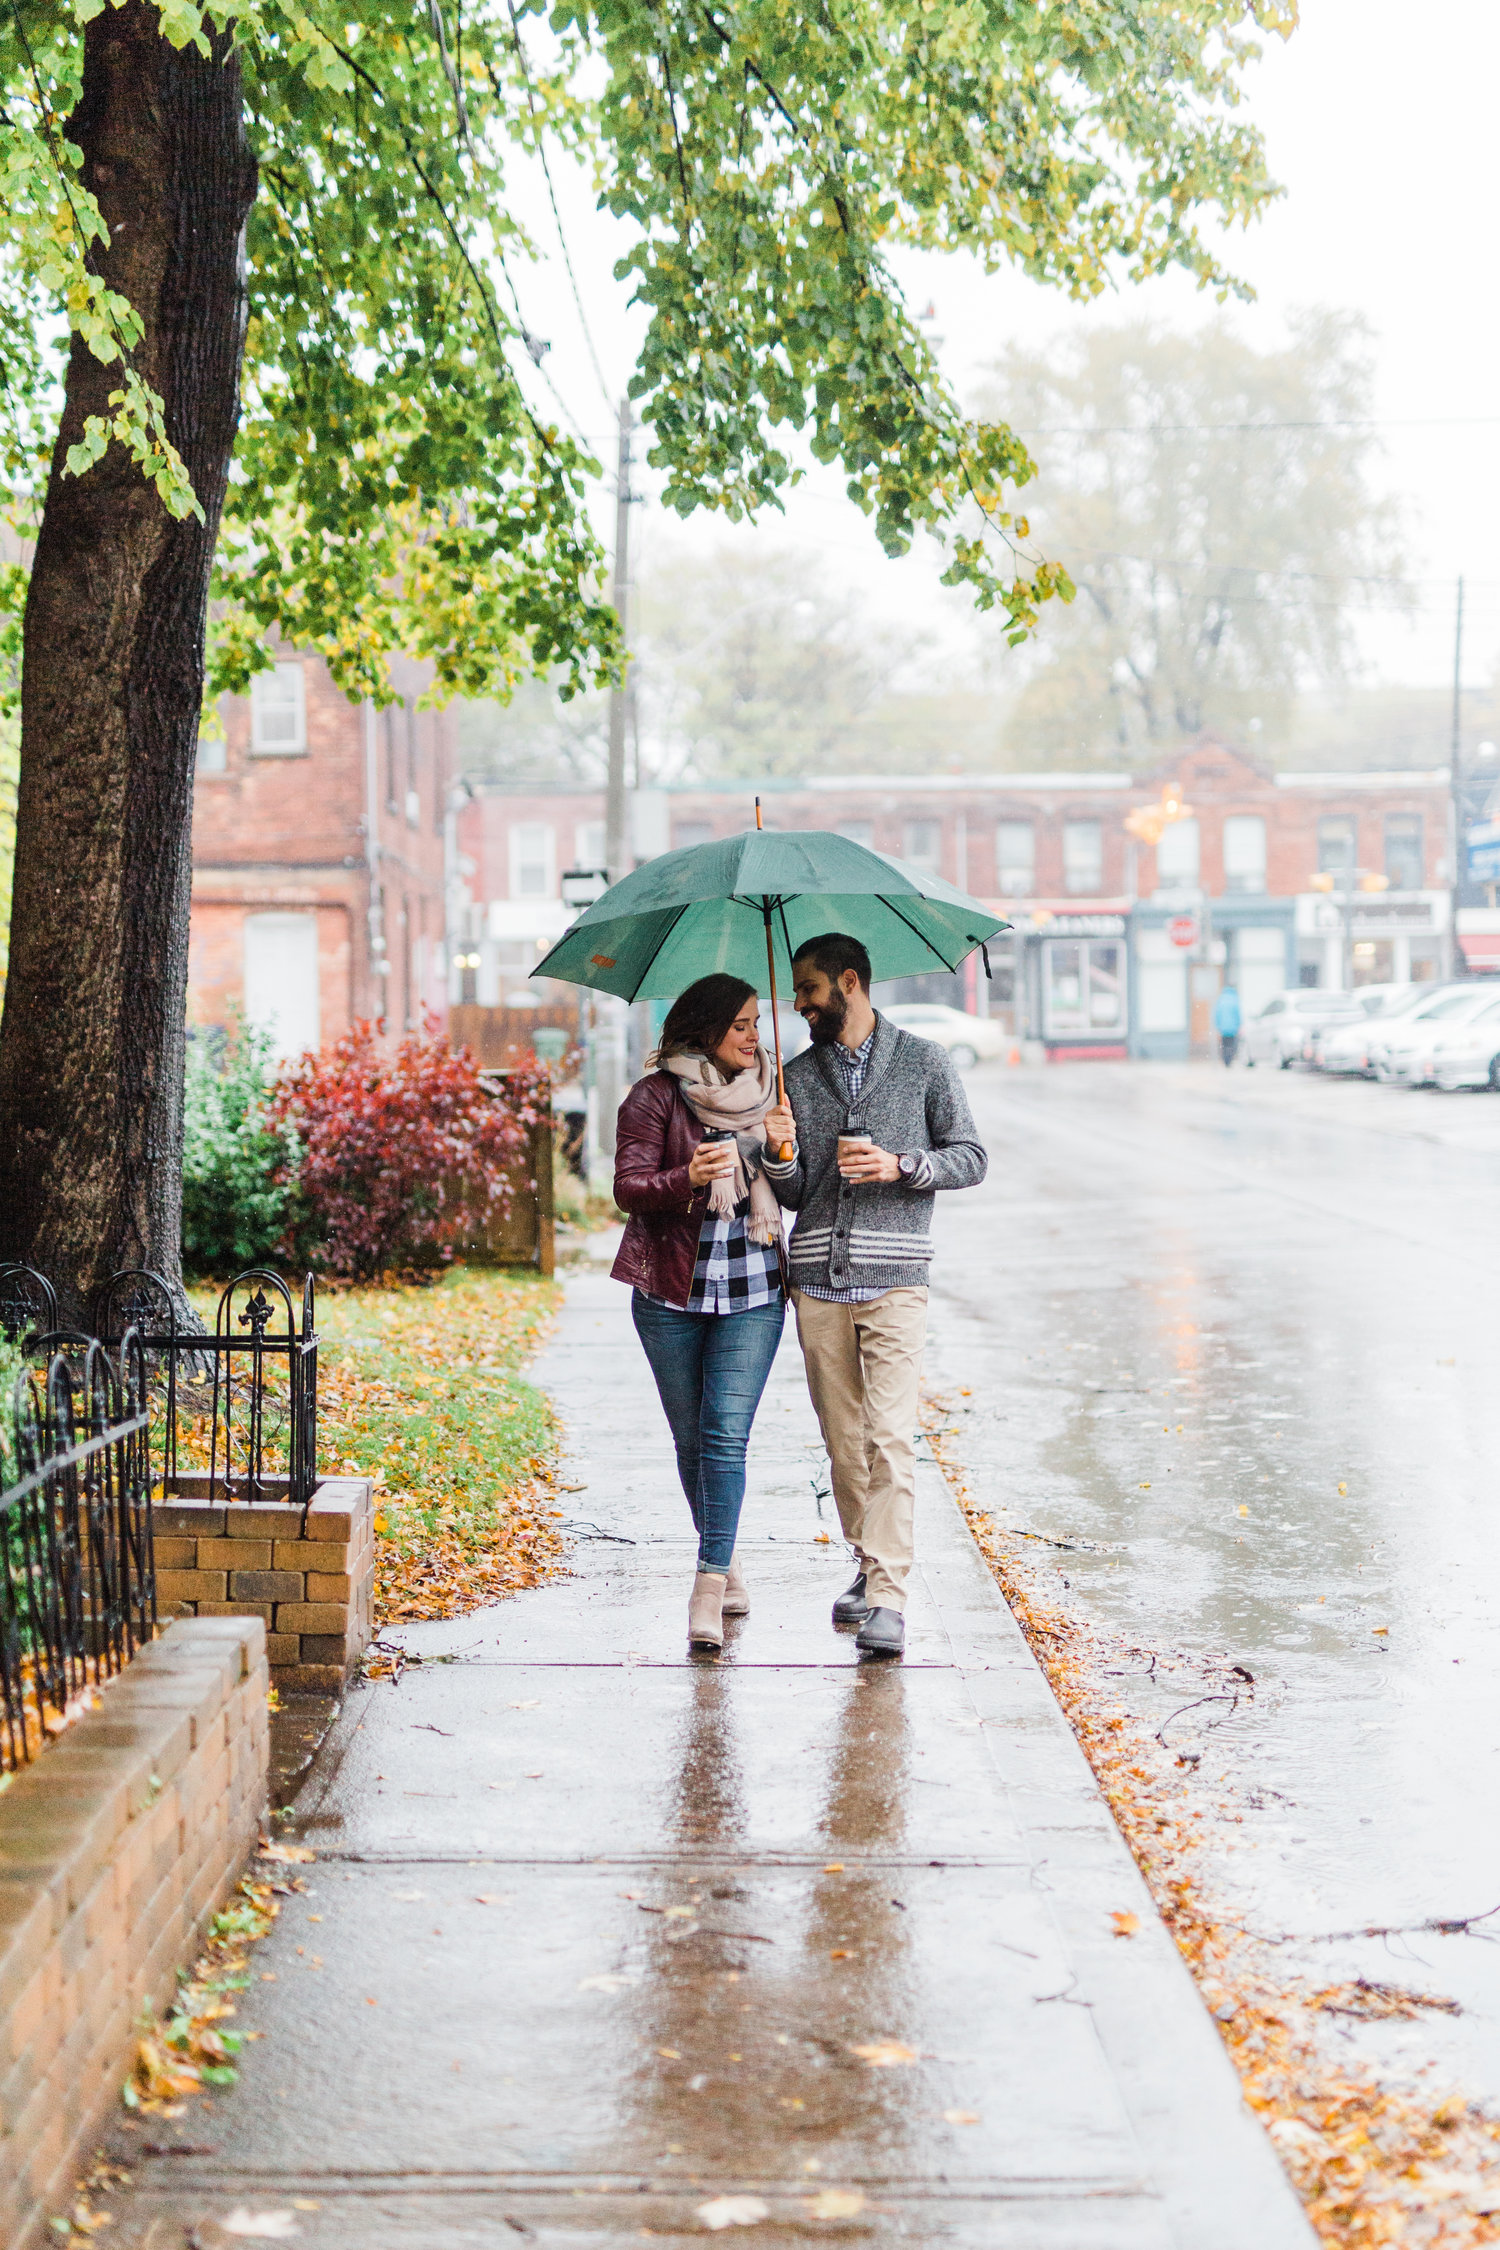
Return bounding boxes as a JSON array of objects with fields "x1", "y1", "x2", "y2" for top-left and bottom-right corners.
[{"x1": 793, "y1": 1288, "x2": 928, "y2": 1613}]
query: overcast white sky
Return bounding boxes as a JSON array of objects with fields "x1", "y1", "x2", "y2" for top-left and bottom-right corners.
[{"x1": 506, "y1": 0, "x2": 1500, "y2": 694}]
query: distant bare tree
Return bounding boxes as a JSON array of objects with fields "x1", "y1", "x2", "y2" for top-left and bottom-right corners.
[
  {"x1": 635, "y1": 546, "x2": 929, "y2": 780},
  {"x1": 979, "y1": 313, "x2": 1407, "y2": 763}
]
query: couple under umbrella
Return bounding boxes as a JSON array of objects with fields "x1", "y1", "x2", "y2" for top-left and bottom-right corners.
[{"x1": 536, "y1": 821, "x2": 1001, "y2": 1660}]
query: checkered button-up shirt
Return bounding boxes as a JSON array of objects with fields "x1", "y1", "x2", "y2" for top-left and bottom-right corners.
[{"x1": 685, "y1": 1208, "x2": 782, "y2": 1314}]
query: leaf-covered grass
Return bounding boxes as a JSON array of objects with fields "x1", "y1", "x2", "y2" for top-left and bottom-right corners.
[{"x1": 189, "y1": 1266, "x2": 568, "y2": 1626}]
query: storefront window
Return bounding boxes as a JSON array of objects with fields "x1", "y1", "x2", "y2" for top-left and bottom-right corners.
[
  {"x1": 1046, "y1": 942, "x2": 1084, "y2": 1028},
  {"x1": 1352, "y1": 939, "x2": 1394, "y2": 985},
  {"x1": 1089, "y1": 943, "x2": 1123, "y2": 1026},
  {"x1": 1045, "y1": 940, "x2": 1122, "y2": 1033}
]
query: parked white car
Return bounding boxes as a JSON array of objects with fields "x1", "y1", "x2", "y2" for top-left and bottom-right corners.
[
  {"x1": 1316, "y1": 984, "x2": 1451, "y2": 1076},
  {"x1": 1426, "y1": 992, "x2": 1500, "y2": 1089},
  {"x1": 1371, "y1": 986, "x2": 1500, "y2": 1084},
  {"x1": 881, "y1": 1004, "x2": 1008, "y2": 1070},
  {"x1": 1243, "y1": 990, "x2": 1364, "y2": 1069}
]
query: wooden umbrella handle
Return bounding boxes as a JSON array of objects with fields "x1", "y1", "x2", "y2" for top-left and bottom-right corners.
[{"x1": 762, "y1": 906, "x2": 793, "y2": 1162}]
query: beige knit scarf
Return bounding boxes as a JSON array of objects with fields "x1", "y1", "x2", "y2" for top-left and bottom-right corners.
[{"x1": 656, "y1": 1048, "x2": 784, "y2": 1247}]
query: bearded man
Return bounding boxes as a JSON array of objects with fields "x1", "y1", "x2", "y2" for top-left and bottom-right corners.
[{"x1": 761, "y1": 932, "x2": 987, "y2": 1657}]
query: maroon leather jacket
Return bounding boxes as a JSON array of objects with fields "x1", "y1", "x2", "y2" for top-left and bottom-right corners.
[{"x1": 610, "y1": 1071, "x2": 711, "y2": 1304}]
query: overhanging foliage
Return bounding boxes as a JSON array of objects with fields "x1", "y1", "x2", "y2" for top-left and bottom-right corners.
[{"x1": 0, "y1": 0, "x2": 1294, "y2": 710}]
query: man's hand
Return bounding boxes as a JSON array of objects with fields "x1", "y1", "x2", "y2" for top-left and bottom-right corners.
[
  {"x1": 764, "y1": 1104, "x2": 796, "y2": 1152},
  {"x1": 838, "y1": 1143, "x2": 902, "y2": 1184},
  {"x1": 688, "y1": 1139, "x2": 737, "y2": 1188}
]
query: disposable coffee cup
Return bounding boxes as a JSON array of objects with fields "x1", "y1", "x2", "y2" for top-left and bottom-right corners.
[
  {"x1": 837, "y1": 1133, "x2": 872, "y2": 1175},
  {"x1": 701, "y1": 1125, "x2": 738, "y2": 1171}
]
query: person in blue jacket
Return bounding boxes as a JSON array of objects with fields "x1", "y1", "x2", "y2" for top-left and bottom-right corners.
[{"x1": 1212, "y1": 983, "x2": 1242, "y2": 1067}]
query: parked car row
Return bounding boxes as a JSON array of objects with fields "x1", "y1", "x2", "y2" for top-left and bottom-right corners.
[
  {"x1": 880, "y1": 1004, "x2": 1010, "y2": 1069},
  {"x1": 1243, "y1": 981, "x2": 1500, "y2": 1090}
]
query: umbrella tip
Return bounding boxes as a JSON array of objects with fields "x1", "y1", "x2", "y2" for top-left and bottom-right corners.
[{"x1": 755, "y1": 795, "x2": 763, "y2": 830}]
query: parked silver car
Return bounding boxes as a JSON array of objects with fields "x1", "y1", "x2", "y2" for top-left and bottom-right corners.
[
  {"x1": 1243, "y1": 989, "x2": 1364, "y2": 1069},
  {"x1": 1370, "y1": 986, "x2": 1500, "y2": 1083},
  {"x1": 1313, "y1": 984, "x2": 1451, "y2": 1075}
]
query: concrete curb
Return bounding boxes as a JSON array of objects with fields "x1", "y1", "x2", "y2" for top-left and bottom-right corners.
[{"x1": 916, "y1": 1460, "x2": 1316, "y2": 2248}]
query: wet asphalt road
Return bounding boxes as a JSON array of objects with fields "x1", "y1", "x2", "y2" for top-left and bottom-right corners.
[{"x1": 927, "y1": 1058, "x2": 1500, "y2": 2103}]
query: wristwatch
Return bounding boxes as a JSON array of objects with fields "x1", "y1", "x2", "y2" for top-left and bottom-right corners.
[{"x1": 897, "y1": 1153, "x2": 922, "y2": 1183}]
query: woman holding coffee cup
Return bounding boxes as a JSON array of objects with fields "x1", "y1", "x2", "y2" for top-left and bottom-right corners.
[{"x1": 611, "y1": 974, "x2": 799, "y2": 1651}]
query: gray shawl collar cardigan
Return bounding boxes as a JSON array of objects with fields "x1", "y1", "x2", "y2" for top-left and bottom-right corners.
[{"x1": 763, "y1": 1012, "x2": 986, "y2": 1293}]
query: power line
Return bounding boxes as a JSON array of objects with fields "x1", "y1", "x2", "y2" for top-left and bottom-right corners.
[
  {"x1": 1013, "y1": 416, "x2": 1500, "y2": 437},
  {"x1": 500, "y1": 0, "x2": 616, "y2": 418}
]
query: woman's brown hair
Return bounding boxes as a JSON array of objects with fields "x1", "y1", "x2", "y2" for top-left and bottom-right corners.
[{"x1": 655, "y1": 974, "x2": 758, "y2": 1065}]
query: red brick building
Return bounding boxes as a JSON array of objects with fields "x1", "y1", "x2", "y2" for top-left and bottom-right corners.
[
  {"x1": 189, "y1": 653, "x2": 455, "y2": 1057},
  {"x1": 456, "y1": 742, "x2": 1453, "y2": 1059}
]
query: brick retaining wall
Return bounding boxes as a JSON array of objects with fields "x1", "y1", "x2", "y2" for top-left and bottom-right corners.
[
  {"x1": 0, "y1": 1616, "x2": 269, "y2": 2249},
  {"x1": 153, "y1": 1475, "x2": 374, "y2": 1692}
]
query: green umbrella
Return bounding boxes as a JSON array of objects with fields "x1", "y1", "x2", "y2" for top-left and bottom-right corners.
[
  {"x1": 533, "y1": 805, "x2": 1010, "y2": 1129},
  {"x1": 533, "y1": 815, "x2": 1010, "y2": 1003}
]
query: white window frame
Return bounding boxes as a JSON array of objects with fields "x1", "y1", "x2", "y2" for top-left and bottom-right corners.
[
  {"x1": 996, "y1": 820, "x2": 1035, "y2": 895},
  {"x1": 1222, "y1": 815, "x2": 1267, "y2": 895},
  {"x1": 509, "y1": 821, "x2": 557, "y2": 900},
  {"x1": 1062, "y1": 820, "x2": 1103, "y2": 896},
  {"x1": 903, "y1": 819, "x2": 943, "y2": 876},
  {"x1": 249, "y1": 661, "x2": 308, "y2": 756},
  {"x1": 1156, "y1": 816, "x2": 1201, "y2": 888}
]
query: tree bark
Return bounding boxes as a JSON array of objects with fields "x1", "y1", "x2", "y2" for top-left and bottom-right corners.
[{"x1": 0, "y1": 5, "x2": 256, "y2": 1324}]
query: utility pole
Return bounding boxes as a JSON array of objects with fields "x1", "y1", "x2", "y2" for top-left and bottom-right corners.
[
  {"x1": 598, "y1": 399, "x2": 635, "y2": 1157},
  {"x1": 1451, "y1": 574, "x2": 1465, "y2": 975},
  {"x1": 605, "y1": 399, "x2": 634, "y2": 886}
]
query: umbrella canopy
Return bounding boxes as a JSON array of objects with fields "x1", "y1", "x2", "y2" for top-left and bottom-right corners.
[{"x1": 533, "y1": 829, "x2": 1011, "y2": 1001}]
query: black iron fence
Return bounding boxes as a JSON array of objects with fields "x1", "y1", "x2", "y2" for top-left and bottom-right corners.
[
  {"x1": 0, "y1": 1333, "x2": 157, "y2": 1774},
  {"x1": 0, "y1": 1265, "x2": 319, "y2": 1510}
]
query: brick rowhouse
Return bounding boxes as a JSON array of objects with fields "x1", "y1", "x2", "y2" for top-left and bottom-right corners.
[{"x1": 189, "y1": 651, "x2": 455, "y2": 1056}]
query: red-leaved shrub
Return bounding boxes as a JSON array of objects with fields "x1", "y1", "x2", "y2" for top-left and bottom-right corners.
[{"x1": 271, "y1": 1022, "x2": 548, "y2": 1278}]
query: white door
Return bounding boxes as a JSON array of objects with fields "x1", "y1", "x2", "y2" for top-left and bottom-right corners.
[
  {"x1": 243, "y1": 912, "x2": 321, "y2": 1060},
  {"x1": 1236, "y1": 927, "x2": 1286, "y2": 1018},
  {"x1": 1136, "y1": 927, "x2": 1188, "y2": 1032}
]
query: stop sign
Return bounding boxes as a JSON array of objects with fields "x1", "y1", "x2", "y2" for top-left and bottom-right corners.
[{"x1": 1167, "y1": 915, "x2": 1198, "y2": 950}]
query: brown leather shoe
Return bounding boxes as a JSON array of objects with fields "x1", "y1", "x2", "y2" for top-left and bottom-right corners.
[{"x1": 722, "y1": 1552, "x2": 750, "y2": 1616}]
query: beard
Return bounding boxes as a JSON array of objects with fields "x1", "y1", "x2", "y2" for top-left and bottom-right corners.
[{"x1": 802, "y1": 986, "x2": 848, "y2": 1046}]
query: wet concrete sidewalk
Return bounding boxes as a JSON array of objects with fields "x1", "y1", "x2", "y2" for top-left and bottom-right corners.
[{"x1": 99, "y1": 1263, "x2": 1313, "y2": 2248}]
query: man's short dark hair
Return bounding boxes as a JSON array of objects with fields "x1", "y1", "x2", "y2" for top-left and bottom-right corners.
[{"x1": 793, "y1": 931, "x2": 872, "y2": 993}]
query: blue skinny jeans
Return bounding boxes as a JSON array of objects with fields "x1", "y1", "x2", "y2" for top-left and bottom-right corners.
[{"x1": 631, "y1": 1292, "x2": 786, "y2": 1571}]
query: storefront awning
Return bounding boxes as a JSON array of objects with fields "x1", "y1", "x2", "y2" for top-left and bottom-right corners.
[{"x1": 1458, "y1": 932, "x2": 1500, "y2": 968}]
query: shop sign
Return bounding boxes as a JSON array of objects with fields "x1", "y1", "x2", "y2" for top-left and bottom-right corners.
[
  {"x1": 1167, "y1": 915, "x2": 1198, "y2": 949},
  {"x1": 1033, "y1": 913, "x2": 1126, "y2": 936},
  {"x1": 1468, "y1": 821, "x2": 1500, "y2": 884}
]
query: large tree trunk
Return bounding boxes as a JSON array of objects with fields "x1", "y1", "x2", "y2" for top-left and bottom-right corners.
[{"x1": 0, "y1": 5, "x2": 256, "y2": 1325}]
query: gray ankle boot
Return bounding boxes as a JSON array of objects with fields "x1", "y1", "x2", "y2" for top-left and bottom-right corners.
[
  {"x1": 722, "y1": 1552, "x2": 750, "y2": 1616},
  {"x1": 688, "y1": 1570, "x2": 727, "y2": 1650}
]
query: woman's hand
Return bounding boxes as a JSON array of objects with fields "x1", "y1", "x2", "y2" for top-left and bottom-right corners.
[
  {"x1": 688, "y1": 1138, "x2": 737, "y2": 1187},
  {"x1": 764, "y1": 1104, "x2": 796, "y2": 1152}
]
